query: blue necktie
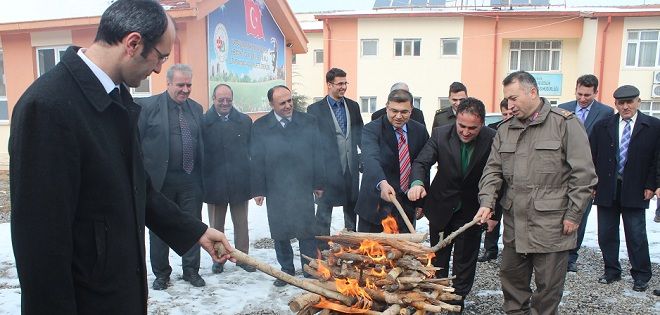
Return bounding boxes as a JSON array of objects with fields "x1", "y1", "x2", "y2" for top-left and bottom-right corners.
[
  {"x1": 578, "y1": 107, "x2": 588, "y2": 124},
  {"x1": 178, "y1": 106, "x2": 194, "y2": 174},
  {"x1": 332, "y1": 100, "x2": 347, "y2": 135},
  {"x1": 618, "y1": 119, "x2": 631, "y2": 176}
]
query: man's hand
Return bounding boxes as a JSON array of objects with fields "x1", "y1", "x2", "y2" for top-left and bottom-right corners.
[
  {"x1": 254, "y1": 196, "x2": 264, "y2": 206},
  {"x1": 643, "y1": 189, "x2": 654, "y2": 200},
  {"x1": 486, "y1": 219, "x2": 499, "y2": 232},
  {"x1": 199, "y1": 228, "x2": 236, "y2": 264},
  {"x1": 562, "y1": 219, "x2": 578, "y2": 235},
  {"x1": 415, "y1": 207, "x2": 424, "y2": 220},
  {"x1": 407, "y1": 186, "x2": 427, "y2": 202},
  {"x1": 314, "y1": 190, "x2": 324, "y2": 199},
  {"x1": 474, "y1": 207, "x2": 492, "y2": 224},
  {"x1": 379, "y1": 180, "x2": 396, "y2": 202}
]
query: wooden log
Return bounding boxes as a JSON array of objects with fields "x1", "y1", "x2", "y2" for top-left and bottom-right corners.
[
  {"x1": 416, "y1": 282, "x2": 455, "y2": 293},
  {"x1": 429, "y1": 218, "x2": 479, "y2": 252},
  {"x1": 215, "y1": 244, "x2": 356, "y2": 306},
  {"x1": 333, "y1": 231, "x2": 428, "y2": 244},
  {"x1": 387, "y1": 193, "x2": 416, "y2": 233},
  {"x1": 387, "y1": 267, "x2": 403, "y2": 282},
  {"x1": 314, "y1": 299, "x2": 384, "y2": 315},
  {"x1": 410, "y1": 301, "x2": 461, "y2": 313},
  {"x1": 381, "y1": 304, "x2": 402, "y2": 315},
  {"x1": 290, "y1": 293, "x2": 322, "y2": 312}
]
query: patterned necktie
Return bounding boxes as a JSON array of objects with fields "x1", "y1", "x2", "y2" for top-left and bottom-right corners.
[
  {"x1": 618, "y1": 119, "x2": 631, "y2": 176},
  {"x1": 578, "y1": 107, "x2": 588, "y2": 123},
  {"x1": 222, "y1": 115, "x2": 229, "y2": 122},
  {"x1": 178, "y1": 106, "x2": 194, "y2": 174},
  {"x1": 332, "y1": 100, "x2": 347, "y2": 135},
  {"x1": 396, "y1": 128, "x2": 411, "y2": 193},
  {"x1": 281, "y1": 118, "x2": 290, "y2": 128}
]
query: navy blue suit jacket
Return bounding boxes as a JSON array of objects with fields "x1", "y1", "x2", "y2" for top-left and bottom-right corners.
[{"x1": 558, "y1": 100, "x2": 613, "y2": 136}]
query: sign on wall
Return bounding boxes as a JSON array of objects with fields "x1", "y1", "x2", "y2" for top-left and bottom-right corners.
[
  {"x1": 207, "y1": 0, "x2": 286, "y2": 112},
  {"x1": 531, "y1": 73, "x2": 562, "y2": 97}
]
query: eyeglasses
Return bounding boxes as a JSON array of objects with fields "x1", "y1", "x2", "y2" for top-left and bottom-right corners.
[
  {"x1": 215, "y1": 97, "x2": 233, "y2": 104},
  {"x1": 152, "y1": 46, "x2": 169, "y2": 64},
  {"x1": 330, "y1": 82, "x2": 349, "y2": 87}
]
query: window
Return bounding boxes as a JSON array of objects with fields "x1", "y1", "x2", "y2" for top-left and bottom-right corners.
[
  {"x1": 441, "y1": 38, "x2": 459, "y2": 56},
  {"x1": 130, "y1": 77, "x2": 151, "y2": 98},
  {"x1": 640, "y1": 100, "x2": 660, "y2": 119},
  {"x1": 413, "y1": 97, "x2": 421, "y2": 109},
  {"x1": 625, "y1": 30, "x2": 660, "y2": 67},
  {"x1": 438, "y1": 97, "x2": 451, "y2": 110},
  {"x1": 314, "y1": 50, "x2": 324, "y2": 64},
  {"x1": 509, "y1": 40, "x2": 561, "y2": 72},
  {"x1": 0, "y1": 50, "x2": 7, "y2": 121},
  {"x1": 36, "y1": 46, "x2": 67, "y2": 77},
  {"x1": 360, "y1": 97, "x2": 377, "y2": 113},
  {"x1": 361, "y1": 39, "x2": 378, "y2": 56},
  {"x1": 394, "y1": 39, "x2": 421, "y2": 57}
]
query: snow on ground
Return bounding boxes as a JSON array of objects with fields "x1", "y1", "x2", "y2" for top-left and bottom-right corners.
[{"x1": 0, "y1": 198, "x2": 658, "y2": 314}]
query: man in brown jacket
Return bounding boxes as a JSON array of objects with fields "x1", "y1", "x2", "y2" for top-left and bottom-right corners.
[{"x1": 475, "y1": 71, "x2": 597, "y2": 314}]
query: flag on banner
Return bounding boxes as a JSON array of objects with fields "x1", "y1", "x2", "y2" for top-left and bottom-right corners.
[{"x1": 244, "y1": 0, "x2": 264, "y2": 39}]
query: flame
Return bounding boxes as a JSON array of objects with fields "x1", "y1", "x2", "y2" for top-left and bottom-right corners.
[
  {"x1": 357, "y1": 239, "x2": 386, "y2": 262},
  {"x1": 425, "y1": 252, "x2": 436, "y2": 268},
  {"x1": 335, "y1": 278, "x2": 372, "y2": 309},
  {"x1": 317, "y1": 259, "x2": 331, "y2": 279},
  {"x1": 369, "y1": 267, "x2": 387, "y2": 278},
  {"x1": 314, "y1": 297, "x2": 370, "y2": 314},
  {"x1": 365, "y1": 277, "x2": 377, "y2": 290},
  {"x1": 381, "y1": 214, "x2": 399, "y2": 234}
]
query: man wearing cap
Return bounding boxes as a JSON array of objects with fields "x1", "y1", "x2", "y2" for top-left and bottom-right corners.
[{"x1": 589, "y1": 84, "x2": 660, "y2": 291}]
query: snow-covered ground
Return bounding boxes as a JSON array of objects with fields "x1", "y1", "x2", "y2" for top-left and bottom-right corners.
[{"x1": 0, "y1": 198, "x2": 658, "y2": 314}]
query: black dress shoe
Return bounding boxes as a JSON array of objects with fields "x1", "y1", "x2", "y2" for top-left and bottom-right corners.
[
  {"x1": 477, "y1": 252, "x2": 497, "y2": 262},
  {"x1": 152, "y1": 277, "x2": 169, "y2": 290},
  {"x1": 633, "y1": 280, "x2": 648, "y2": 292},
  {"x1": 273, "y1": 278, "x2": 288, "y2": 287},
  {"x1": 237, "y1": 263, "x2": 256, "y2": 272},
  {"x1": 182, "y1": 273, "x2": 206, "y2": 287},
  {"x1": 567, "y1": 262, "x2": 577, "y2": 272},
  {"x1": 598, "y1": 274, "x2": 621, "y2": 284},
  {"x1": 652, "y1": 289, "x2": 660, "y2": 296},
  {"x1": 212, "y1": 262, "x2": 224, "y2": 274}
]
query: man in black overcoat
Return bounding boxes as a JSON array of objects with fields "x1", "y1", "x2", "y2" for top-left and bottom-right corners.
[
  {"x1": 251, "y1": 85, "x2": 325, "y2": 287},
  {"x1": 9, "y1": 1, "x2": 233, "y2": 314}
]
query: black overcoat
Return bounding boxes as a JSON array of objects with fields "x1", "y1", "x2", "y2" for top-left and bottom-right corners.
[
  {"x1": 202, "y1": 106, "x2": 252, "y2": 204},
  {"x1": 250, "y1": 111, "x2": 325, "y2": 240},
  {"x1": 9, "y1": 46, "x2": 206, "y2": 315}
]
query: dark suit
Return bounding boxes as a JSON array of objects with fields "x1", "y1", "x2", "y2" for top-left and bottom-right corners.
[
  {"x1": 250, "y1": 111, "x2": 325, "y2": 275},
  {"x1": 202, "y1": 106, "x2": 252, "y2": 253},
  {"x1": 590, "y1": 112, "x2": 660, "y2": 283},
  {"x1": 371, "y1": 107, "x2": 426, "y2": 126},
  {"x1": 355, "y1": 116, "x2": 429, "y2": 233},
  {"x1": 136, "y1": 92, "x2": 206, "y2": 279},
  {"x1": 307, "y1": 97, "x2": 363, "y2": 236},
  {"x1": 558, "y1": 100, "x2": 614, "y2": 266},
  {"x1": 432, "y1": 107, "x2": 455, "y2": 129},
  {"x1": 10, "y1": 46, "x2": 206, "y2": 314},
  {"x1": 411, "y1": 124, "x2": 496, "y2": 296}
]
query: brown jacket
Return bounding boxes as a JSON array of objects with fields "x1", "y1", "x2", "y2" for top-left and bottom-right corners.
[{"x1": 479, "y1": 99, "x2": 597, "y2": 253}]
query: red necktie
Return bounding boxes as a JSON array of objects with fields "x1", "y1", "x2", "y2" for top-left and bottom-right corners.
[{"x1": 396, "y1": 128, "x2": 411, "y2": 192}]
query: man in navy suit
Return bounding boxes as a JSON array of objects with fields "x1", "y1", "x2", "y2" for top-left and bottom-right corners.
[
  {"x1": 355, "y1": 89, "x2": 429, "y2": 233},
  {"x1": 590, "y1": 85, "x2": 660, "y2": 292},
  {"x1": 558, "y1": 74, "x2": 614, "y2": 272}
]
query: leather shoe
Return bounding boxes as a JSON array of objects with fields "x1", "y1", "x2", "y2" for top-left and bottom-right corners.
[
  {"x1": 653, "y1": 289, "x2": 660, "y2": 296},
  {"x1": 152, "y1": 277, "x2": 169, "y2": 290},
  {"x1": 598, "y1": 274, "x2": 621, "y2": 284},
  {"x1": 567, "y1": 262, "x2": 577, "y2": 272},
  {"x1": 273, "y1": 278, "x2": 288, "y2": 287},
  {"x1": 212, "y1": 262, "x2": 224, "y2": 274},
  {"x1": 477, "y1": 252, "x2": 497, "y2": 262},
  {"x1": 237, "y1": 263, "x2": 256, "y2": 272},
  {"x1": 632, "y1": 280, "x2": 648, "y2": 292},
  {"x1": 183, "y1": 273, "x2": 206, "y2": 287}
]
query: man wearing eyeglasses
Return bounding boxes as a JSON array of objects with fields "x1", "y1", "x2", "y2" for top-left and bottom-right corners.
[
  {"x1": 137, "y1": 64, "x2": 207, "y2": 290},
  {"x1": 307, "y1": 68, "x2": 363, "y2": 246}
]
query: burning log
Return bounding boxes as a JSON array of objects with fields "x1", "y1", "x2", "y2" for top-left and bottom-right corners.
[{"x1": 387, "y1": 193, "x2": 416, "y2": 233}]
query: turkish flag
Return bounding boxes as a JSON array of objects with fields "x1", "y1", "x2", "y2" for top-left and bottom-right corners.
[{"x1": 244, "y1": 0, "x2": 264, "y2": 39}]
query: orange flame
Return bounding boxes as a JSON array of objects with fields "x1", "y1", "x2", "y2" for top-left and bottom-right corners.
[
  {"x1": 335, "y1": 278, "x2": 372, "y2": 309},
  {"x1": 314, "y1": 297, "x2": 370, "y2": 314},
  {"x1": 369, "y1": 267, "x2": 387, "y2": 278},
  {"x1": 381, "y1": 214, "x2": 399, "y2": 234},
  {"x1": 425, "y1": 252, "x2": 436, "y2": 268},
  {"x1": 357, "y1": 239, "x2": 387, "y2": 262},
  {"x1": 317, "y1": 259, "x2": 331, "y2": 279}
]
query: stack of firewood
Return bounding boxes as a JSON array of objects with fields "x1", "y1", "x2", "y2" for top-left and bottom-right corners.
[{"x1": 288, "y1": 230, "x2": 463, "y2": 315}]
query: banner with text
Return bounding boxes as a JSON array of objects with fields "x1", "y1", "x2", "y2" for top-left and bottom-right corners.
[{"x1": 531, "y1": 73, "x2": 562, "y2": 97}]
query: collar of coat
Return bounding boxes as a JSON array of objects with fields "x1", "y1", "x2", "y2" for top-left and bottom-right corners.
[{"x1": 508, "y1": 98, "x2": 551, "y2": 129}]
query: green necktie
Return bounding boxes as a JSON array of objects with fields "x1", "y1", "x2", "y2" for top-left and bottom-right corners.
[{"x1": 454, "y1": 142, "x2": 474, "y2": 213}]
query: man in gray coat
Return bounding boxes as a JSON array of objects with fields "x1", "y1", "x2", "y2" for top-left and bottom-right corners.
[{"x1": 476, "y1": 71, "x2": 597, "y2": 314}]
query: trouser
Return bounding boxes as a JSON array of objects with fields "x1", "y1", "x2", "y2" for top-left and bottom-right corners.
[
  {"x1": 150, "y1": 171, "x2": 203, "y2": 279},
  {"x1": 568, "y1": 198, "x2": 593, "y2": 265},
  {"x1": 500, "y1": 246, "x2": 568, "y2": 315},
  {"x1": 316, "y1": 199, "x2": 357, "y2": 250},
  {"x1": 274, "y1": 238, "x2": 317, "y2": 276},
  {"x1": 357, "y1": 196, "x2": 416, "y2": 233},
  {"x1": 482, "y1": 220, "x2": 501, "y2": 256},
  {"x1": 208, "y1": 201, "x2": 250, "y2": 253},
  {"x1": 430, "y1": 222, "x2": 481, "y2": 296}
]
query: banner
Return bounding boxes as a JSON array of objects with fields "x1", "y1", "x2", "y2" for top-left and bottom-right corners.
[{"x1": 207, "y1": 0, "x2": 285, "y2": 112}]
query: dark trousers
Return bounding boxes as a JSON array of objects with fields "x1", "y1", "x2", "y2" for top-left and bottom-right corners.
[
  {"x1": 430, "y1": 222, "x2": 481, "y2": 297},
  {"x1": 274, "y1": 238, "x2": 317, "y2": 276},
  {"x1": 482, "y1": 220, "x2": 501, "y2": 256},
  {"x1": 500, "y1": 247, "x2": 568, "y2": 315},
  {"x1": 597, "y1": 203, "x2": 651, "y2": 282},
  {"x1": 150, "y1": 171, "x2": 203, "y2": 279},
  {"x1": 208, "y1": 201, "x2": 250, "y2": 253},
  {"x1": 357, "y1": 198, "x2": 416, "y2": 233},
  {"x1": 568, "y1": 198, "x2": 593, "y2": 264},
  {"x1": 316, "y1": 199, "x2": 357, "y2": 249}
]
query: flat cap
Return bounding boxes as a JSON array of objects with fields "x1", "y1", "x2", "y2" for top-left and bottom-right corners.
[{"x1": 613, "y1": 85, "x2": 640, "y2": 100}]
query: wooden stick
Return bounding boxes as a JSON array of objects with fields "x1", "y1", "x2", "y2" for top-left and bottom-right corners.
[
  {"x1": 333, "y1": 231, "x2": 428, "y2": 243},
  {"x1": 290, "y1": 293, "x2": 322, "y2": 312},
  {"x1": 388, "y1": 193, "x2": 416, "y2": 233},
  {"x1": 382, "y1": 304, "x2": 402, "y2": 315},
  {"x1": 429, "y1": 218, "x2": 480, "y2": 252},
  {"x1": 215, "y1": 244, "x2": 356, "y2": 306}
]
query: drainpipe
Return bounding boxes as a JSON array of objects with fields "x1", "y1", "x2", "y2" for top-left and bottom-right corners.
[
  {"x1": 324, "y1": 19, "x2": 332, "y2": 94},
  {"x1": 598, "y1": 16, "x2": 611, "y2": 102},
  {"x1": 491, "y1": 15, "x2": 499, "y2": 112}
]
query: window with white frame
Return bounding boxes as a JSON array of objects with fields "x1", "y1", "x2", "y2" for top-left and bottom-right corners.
[
  {"x1": 360, "y1": 96, "x2": 377, "y2": 113},
  {"x1": 0, "y1": 50, "x2": 7, "y2": 121},
  {"x1": 314, "y1": 50, "x2": 324, "y2": 64},
  {"x1": 361, "y1": 39, "x2": 378, "y2": 57},
  {"x1": 37, "y1": 46, "x2": 67, "y2": 77},
  {"x1": 438, "y1": 97, "x2": 450, "y2": 110},
  {"x1": 509, "y1": 40, "x2": 561, "y2": 72},
  {"x1": 441, "y1": 38, "x2": 459, "y2": 56},
  {"x1": 130, "y1": 77, "x2": 151, "y2": 98},
  {"x1": 625, "y1": 30, "x2": 660, "y2": 67},
  {"x1": 394, "y1": 39, "x2": 421, "y2": 57},
  {"x1": 640, "y1": 100, "x2": 660, "y2": 119},
  {"x1": 413, "y1": 97, "x2": 421, "y2": 109}
]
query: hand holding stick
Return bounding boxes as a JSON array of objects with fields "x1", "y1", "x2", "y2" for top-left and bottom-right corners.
[
  {"x1": 428, "y1": 218, "x2": 480, "y2": 252},
  {"x1": 388, "y1": 192, "x2": 416, "y2": 233}
]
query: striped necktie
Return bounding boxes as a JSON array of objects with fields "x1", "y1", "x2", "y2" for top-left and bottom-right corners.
[
  {"x1": 178, "y1": 106, "x2": 194, "y2": 174},
  {"x1": 618, "y1": 119, "x2": 631, "y2": 176},
  {"x1": 396, "y1": 128, "x2": 411, "y2": 192}
]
